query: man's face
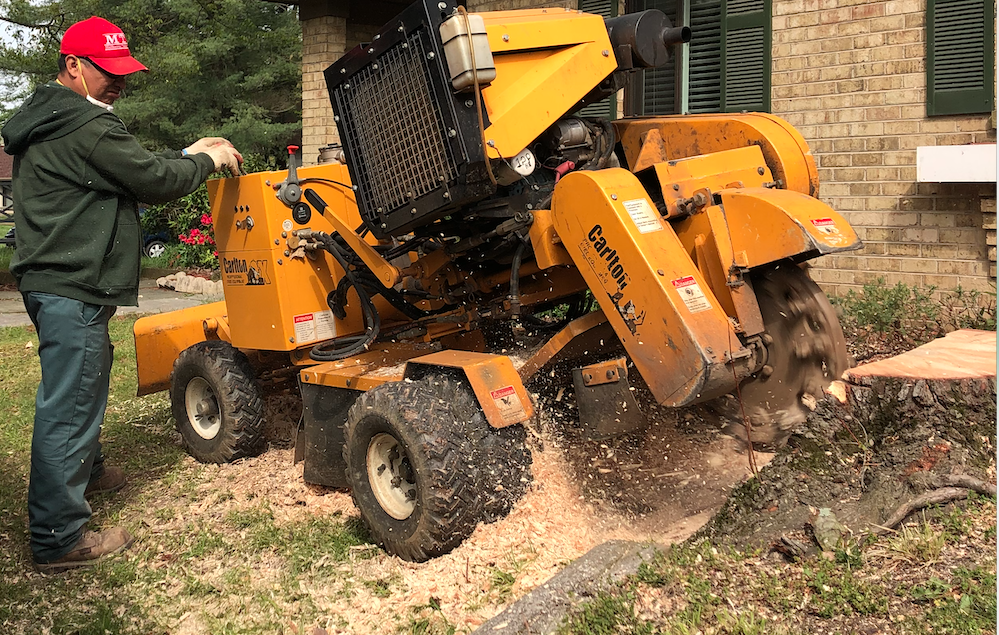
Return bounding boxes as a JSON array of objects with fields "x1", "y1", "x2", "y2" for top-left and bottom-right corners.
[{"x1": 79, "y1": 57, "x2": 127, "y2": 104}]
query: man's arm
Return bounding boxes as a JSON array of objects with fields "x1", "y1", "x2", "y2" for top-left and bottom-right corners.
[{"x1": 86, "y1": 123, "x2": 241, "y2": 203}]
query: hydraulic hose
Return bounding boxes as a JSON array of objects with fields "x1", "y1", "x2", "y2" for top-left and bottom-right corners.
[{"x1": 309, "y1": 231, "x2": 381, "y2": 361}]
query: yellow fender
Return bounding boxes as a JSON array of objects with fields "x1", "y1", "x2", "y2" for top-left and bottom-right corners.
[
  {"x1": 405, "y1": 350, "x2": 534, "y2": 428},
  {"x1": 133, "y1": 301, "x2": 228, "y2": 396}
]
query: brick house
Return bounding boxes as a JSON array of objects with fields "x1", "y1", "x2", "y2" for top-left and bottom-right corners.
[{"x1": 290, "y1": 0, "x2": 996, "y2": 295}]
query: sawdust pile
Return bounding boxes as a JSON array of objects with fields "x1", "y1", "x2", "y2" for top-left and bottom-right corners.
[{"x1": 134, "y1": 392, "x2": 761, "y2": 634}]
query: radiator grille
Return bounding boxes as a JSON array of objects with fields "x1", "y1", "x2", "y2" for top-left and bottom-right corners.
[{"x1": 334, "y1": 32, "x2": 459, "y2": 222}]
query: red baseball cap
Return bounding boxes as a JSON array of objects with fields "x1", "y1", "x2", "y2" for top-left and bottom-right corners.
[{"x1": 60, "y1": 17, "x2": 148, "y2": 75}]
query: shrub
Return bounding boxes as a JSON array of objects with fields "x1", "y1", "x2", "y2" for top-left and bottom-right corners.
[
  {"x1": 938, "y1": 286, "x2": 997, "y2": 331},
  {"x1": 835, "y1": 277, "x2": 940, "y2": 342},
  {"x1": 834, "y1": 278, "x2": 997, "y2": 359}
]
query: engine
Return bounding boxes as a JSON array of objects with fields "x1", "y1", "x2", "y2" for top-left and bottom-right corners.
[{"x1": 324, "y1": 0, "x2": 689, "y2": 260}]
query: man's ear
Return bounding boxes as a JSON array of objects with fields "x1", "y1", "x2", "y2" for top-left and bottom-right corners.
[{"x1": 64, "y1": 55, "x2": 83, "y2": 79}]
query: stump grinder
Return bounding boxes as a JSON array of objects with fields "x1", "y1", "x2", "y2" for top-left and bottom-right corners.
[{"x1": 134, "y1": 0, "x2": 861, "y2": 561}]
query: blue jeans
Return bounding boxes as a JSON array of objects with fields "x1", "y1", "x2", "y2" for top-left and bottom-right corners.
[{"x1": 23, "y1": 292, "x2": 113, "y2": 563}]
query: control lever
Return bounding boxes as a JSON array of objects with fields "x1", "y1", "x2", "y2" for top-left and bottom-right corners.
[
  {"x1": 303, "y1": 188, "x2": 327, "y2": 214},
  {"x1": 275, "y1": 145, "x2": 302, "y2": 206}
]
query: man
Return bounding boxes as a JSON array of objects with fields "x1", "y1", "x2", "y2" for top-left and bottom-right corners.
[{"x1": 1, "y1": 16, "x2": 243, "y2": 572}]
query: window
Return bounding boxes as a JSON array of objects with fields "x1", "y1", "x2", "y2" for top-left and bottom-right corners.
[
  {"x1": 927, "y1": 0, "x2": 994, "y2": 116},
  {"x1": 627, "y1": 0, "x2": 771, "y2": 116}
]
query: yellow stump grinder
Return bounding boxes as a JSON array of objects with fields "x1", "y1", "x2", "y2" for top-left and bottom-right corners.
[{"x1": 135, "y1": 0, "x2": 860, "y2": 561}]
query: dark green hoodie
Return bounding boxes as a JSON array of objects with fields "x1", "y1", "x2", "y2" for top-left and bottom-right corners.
[{"x1": 1, "y1": 82, "x2": 215, "y2": 306}]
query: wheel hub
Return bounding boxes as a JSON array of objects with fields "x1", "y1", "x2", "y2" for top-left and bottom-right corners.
[
  {"x1": 147, "y1": 242, "x2": 166, "y2": 258},
  {"x1": 185, "y1": 377, "x2": 222, "y2": 440},
  {"x1": 367, "y1": 433, "x2": 417, "y2": 520}
]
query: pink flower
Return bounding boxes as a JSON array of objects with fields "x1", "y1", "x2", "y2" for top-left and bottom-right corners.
[
  {"x1": 212, "y1": 250, "x2": 218, "y2": 257},
  {"x1": 201, "y1": 213, "x2": 213, "y2": 226},
  {"x1": 190, "y1": 228, "x2": 201, "y2": 237}
]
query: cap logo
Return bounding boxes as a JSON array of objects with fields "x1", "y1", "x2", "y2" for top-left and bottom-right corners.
[{"x1": 104, "y1": 32, "x2": 128, "y2": 51}]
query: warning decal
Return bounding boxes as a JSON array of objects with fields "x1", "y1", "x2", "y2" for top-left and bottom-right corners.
[
  {"x1": 293, "y1": 310, "x2": 337, "y2": 344},
  {"x1": 622, "y1": 198, "x2": 664, "y2": 234},
  {"x1": 671, "y1": 276, "x2": 712, "y2": 314},
  {"x1": 293, "y1": 313, "x2": 315, "y2": 343},
  {"x1": 490, "y1": 385, "x2": 527, "y2": 424},
  {"x1": 811, "y1": 217, "x2": 840, "y2": 235},
  {"x1": 314, "y1": 310, "x2": 336, "y2": 341}
]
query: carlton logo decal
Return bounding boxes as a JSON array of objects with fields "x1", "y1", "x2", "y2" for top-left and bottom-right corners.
[
  {"x1": 223, "y1": 257, "x2": 248, "y2": 274},
  {"x1": 580, "y1": 225, "x2": 645, "y2": 335},
  {"x1": 586, "y1": 225, "x2": 630, "y2": 290},
  {"x1": 104, "y1": 33, "x2": 129, "y2": 51},
  {"x1": 222, "y1": 256, "x2": 270, "y2": 286}
]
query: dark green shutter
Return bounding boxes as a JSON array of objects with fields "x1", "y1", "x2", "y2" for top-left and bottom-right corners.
[
  {"x1": 927, "y1": 0, "x2": 994, "y2": 116},
  {"x1": 687, "y1": 0, "x2": 723, "y2": 112},
  {"x1": 577, "y1": 0, "x2": 619, "y2": 118},
  {"x1": 640, "y1": 0, "x2": 680, "y2": 114},
  {"x1": 720, "y1": 0, "x2": 770, "y2": 112}
]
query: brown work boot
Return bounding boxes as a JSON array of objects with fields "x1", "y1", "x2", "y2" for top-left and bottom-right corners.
[
  {"x1": 35, "y1": 528, "x2": 134, "y2": 573},
  {"x1": 85, "y1": 466, "x2": 126, "y2": 497}
]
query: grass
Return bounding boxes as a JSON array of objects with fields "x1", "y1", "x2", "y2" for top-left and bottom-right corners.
[
  {"x1": 559, "y1": 498, "x2": 997, "y2": 635},
  {"x1": 485, "y1": 544, "x2": 538, "y2": 604},
  {"x1": 0, "y1": 315, "x2": 375, "y2": 634},
  {"x1": 402, "y1": 597, "x2": 457, "y2": 635}
]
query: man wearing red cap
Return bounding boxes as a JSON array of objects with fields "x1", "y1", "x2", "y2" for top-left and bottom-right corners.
[{"x1": 1, "y1": 16, "x2": 244, "y2": 572}]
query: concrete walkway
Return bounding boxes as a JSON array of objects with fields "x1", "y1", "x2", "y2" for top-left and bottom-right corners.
[{"x1": 0, "y1": 278, "x2": 211, "y2": 328}]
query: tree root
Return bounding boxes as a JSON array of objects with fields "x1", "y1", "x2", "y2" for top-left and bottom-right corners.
[
  {"x1": 932, "y1": 474, "x2": 997, "y2": 497},
  {"x1": 872, "y1": 475, "x2": 996, "y2": 536}
]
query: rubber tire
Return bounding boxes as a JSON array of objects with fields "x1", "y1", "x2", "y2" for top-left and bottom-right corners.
[
  {"x1": 714, "y1": 263, "x2": 849, "y2": 449},
  {"x1": 145, "y1": 239, "x2": 167, "y2": 258},
  {"x1": 343, "y1": 379, "x2": 484, "y2": 562},
  {"x1": 170, "y1": 340, "x2": 266, "y2": 463},
  {"x1": 431, "y1": 376, "x2": 532, "y2": 522}
]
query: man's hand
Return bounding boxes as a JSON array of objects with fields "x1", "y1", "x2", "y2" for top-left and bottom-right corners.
[
  {"x1": 204, "y1": 144, "x2": 244, "y2": 175},
  {"x1": 184, "y1": 137, "x2": 233, "y2": 156}
]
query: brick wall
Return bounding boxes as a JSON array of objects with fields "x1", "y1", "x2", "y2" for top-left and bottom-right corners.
[
  {"x1": 301, "y1": 16, "x2": 346, "y2": 166},
  {"x1": 770, "y1": 0, "x2": 997, "y2": 296}
]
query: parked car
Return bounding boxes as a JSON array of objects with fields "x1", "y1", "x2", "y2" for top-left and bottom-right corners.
[
  {"x1": 0, "y1": 226, "x2": 171, "y2": 257},
  {"x1": 143, "y1": 230, "x2": 170, "y2": 258}
]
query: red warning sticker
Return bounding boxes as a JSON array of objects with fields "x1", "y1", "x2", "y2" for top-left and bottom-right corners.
[
  {"x1": 811, "y1": 218, "x2": 840, "y2": 234},
  {"x1": 293, "y1": 313, "x2": 315, "y2": 343},
  {"x1": 490, "y1": 385, "x2": 527, "y2": 423},
  {"x1": 671, "y1": 276, "x2": 712, "y2": 313}
]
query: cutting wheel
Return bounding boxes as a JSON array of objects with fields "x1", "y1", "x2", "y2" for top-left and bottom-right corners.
[{"x1": 715, "y1": 263, "x2": 850, "y2": 449}]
